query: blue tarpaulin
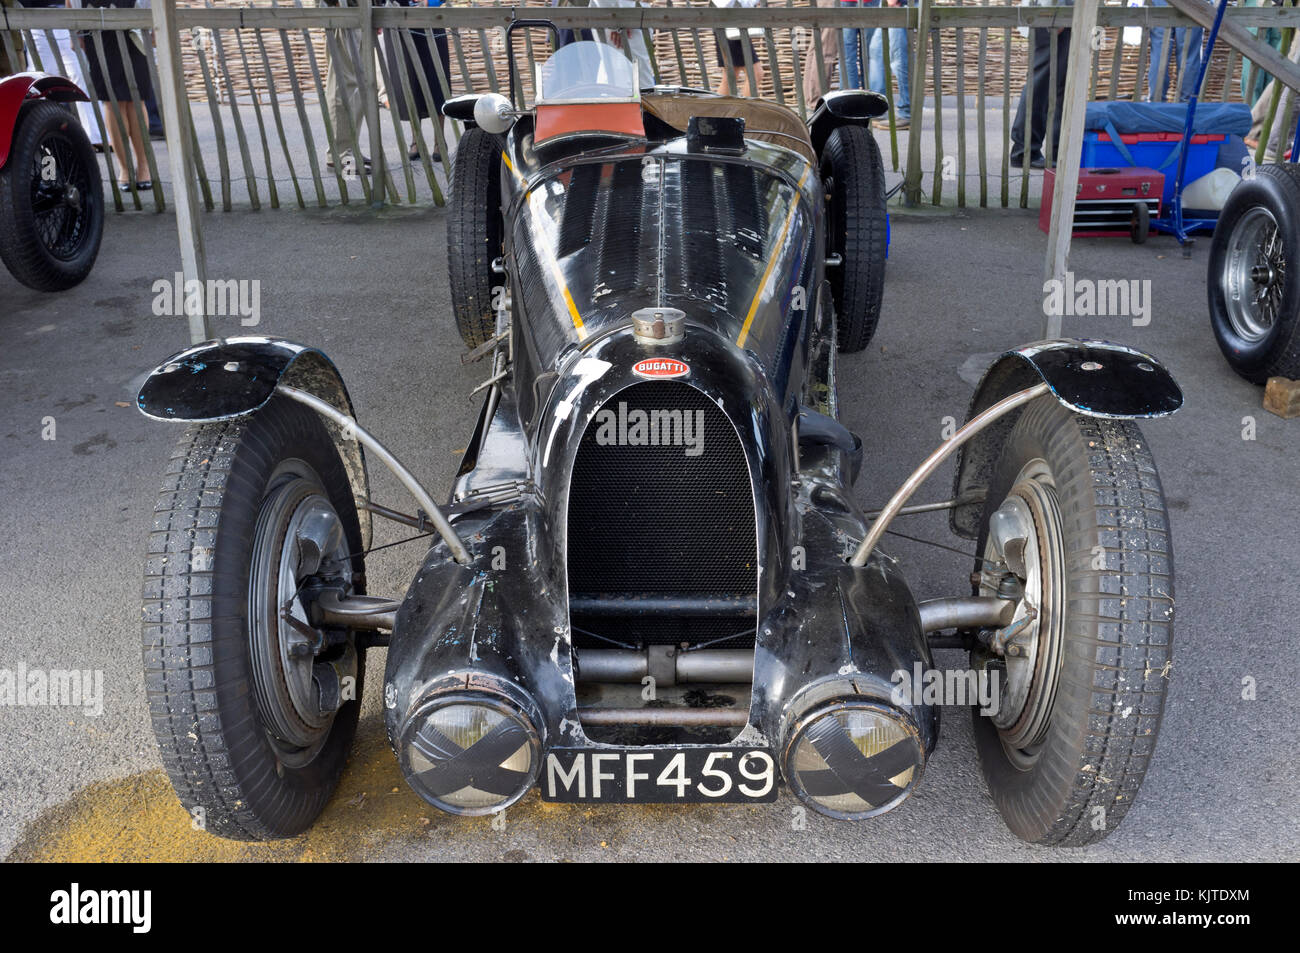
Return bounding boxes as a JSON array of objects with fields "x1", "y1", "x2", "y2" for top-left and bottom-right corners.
[{"x1": 1083, "y1": 101, "x2": 1252, "y2": 137}]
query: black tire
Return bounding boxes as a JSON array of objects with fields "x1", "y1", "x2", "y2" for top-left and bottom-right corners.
[
  {"x1": 447, "y1": 126, "x2": 504, "y2": 348},
  {"x1": 821, "y1": 124, "x2": 887, "y2": 352},
  {"x1": 0, "y1": 100, "x2": 103, "y2": 291},
  {"x1": 1129, "y1": 202, "x2": 1149, "y2": 244},
  {"x1": 1208, "y1": 163, "x2": 1300, "y2": 383},
  {"x1": 970, "y1": 397, "x2": 1173, "y2": 847},
  {"x1": 143, "y1": 396, "x2": 366, "y2": 840}
]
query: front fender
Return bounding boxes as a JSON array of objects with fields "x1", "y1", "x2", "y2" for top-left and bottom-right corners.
[
  {"x1": 136, "y1": 337, "x2": 373, "y2": 547},
  {"x1": 950, "y1": 339, "x2": 1182, "y2": 539},
  {"x1": 0, "y1": 72, "x2": 90, "y2": 169}
]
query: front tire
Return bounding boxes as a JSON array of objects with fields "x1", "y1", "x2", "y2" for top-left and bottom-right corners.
[
  {"x1": 447, "y1": 126, "x2": 504, "y2": 348},
  {"x1": 143, "y1": 396, "x2": 365, "y2": 840},
  {"x1": 1208, "y1": 164, "x2": 1300, "y2": 383},
  {"x1": 970, "y1": 397, "x2": 1174, "y2": 846},
  {"x1": 821, "y1": 124, "x2": 887, "y2": 352},
  {"x1": 0, "y1": 100, "x2": 104, "y2": 291}
]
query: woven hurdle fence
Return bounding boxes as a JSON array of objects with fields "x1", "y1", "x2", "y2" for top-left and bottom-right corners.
[{"x1": 6, "y1": 2, "x2": 1300, "y2": 214}]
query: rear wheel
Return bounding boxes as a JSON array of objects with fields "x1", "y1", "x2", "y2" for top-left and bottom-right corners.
[
  {"x1": 0, "y1": 100, "x2": 103, "y2": 291},
  {"x1": 970, "y1": 397, "x2": 1174, "y2": 846},
  {"x1": 821, "y1": 124, "x2": 887, "y2": 352},
  {"x1": 447, "y1": 126, "x2": 504, "y2": 348},
  {"x1": 143, "y1": 396, "x2": 365, "y2": 840},
  {"x1": 1208, "y1": 163, "x2": 1300, "y2": 382}
]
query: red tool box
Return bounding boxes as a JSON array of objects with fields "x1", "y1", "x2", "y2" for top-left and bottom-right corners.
[{"x1": 1038, "y1": 166, "x2": 1164, "y2": 241}]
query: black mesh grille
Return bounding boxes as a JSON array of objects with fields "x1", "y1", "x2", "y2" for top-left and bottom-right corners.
[{"x1": 567, "y1": 381, "x2": 757, "y2": 649}]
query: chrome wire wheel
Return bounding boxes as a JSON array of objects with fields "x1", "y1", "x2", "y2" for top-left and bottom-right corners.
[
  {"x1": 978, "y1": 459, "x2": 1066, "y2": 767},
  {"x1": 1223, "y1": 205, "x2": 1285, "y2": 344},
  {"x1": 29, "y1": 131, "x2": 94, "y2": 261},
  {"x1": 248, "y1": 462, "x2": 354, "y2": 768}
]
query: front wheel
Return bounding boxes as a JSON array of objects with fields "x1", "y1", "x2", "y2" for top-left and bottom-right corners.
[
  {"x1": 970, "y1": 397, "x2": 1174, "y2": 846},
  {"x1": 0, "y1": 100, "x2": 104, "y2": 291},
  {"x1": 447, "y1": 126, "x2": 504, "y2": 348},
  {"x1": 143, "y1": 396, "x2": 365, "y2": 840},
  {"x1": 1208, "y1": 164, "x2": 1300, "y2": 383},
  {"x1": 821, "y1": 124, "x2": 887, "y2": 352}
]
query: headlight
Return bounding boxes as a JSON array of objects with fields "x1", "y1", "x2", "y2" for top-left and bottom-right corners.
[
  {"x1": 783, "y1": 701, "x2": 925, "y2": 820},
  {"x1": 398, "y1": 693, "x2": 542, "y2": 816}
]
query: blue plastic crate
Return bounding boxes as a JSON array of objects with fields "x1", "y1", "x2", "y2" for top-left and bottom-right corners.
[{"x1": 1081, "y1": 131, "x2": 1224, "y2": 207}]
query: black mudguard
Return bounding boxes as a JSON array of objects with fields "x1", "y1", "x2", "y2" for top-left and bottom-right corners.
[
  {"x1": 135, "y1": 336, "x2": 373, "y2": 546},
  {"x1": 808, "y1": 90, "x2": 889, "y2": 156},
  {"x1": 950, "y1": 339, "x2": 1182, "y2": 539}
]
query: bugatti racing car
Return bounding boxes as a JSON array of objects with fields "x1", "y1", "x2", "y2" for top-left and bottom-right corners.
[{"x1": 135, "y1": 31, "x2": 1182, "y2": 847}]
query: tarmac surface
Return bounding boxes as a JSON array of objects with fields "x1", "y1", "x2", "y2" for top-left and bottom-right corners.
[{"x1": 1, "y1": 155, "x2": 1298, "y2": 861}]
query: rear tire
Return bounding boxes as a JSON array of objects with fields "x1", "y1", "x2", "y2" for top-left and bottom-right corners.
[
  {"x1": 143, "y1": 396, "x2": 365, "y2": 840},
  {"x1": 1208, "y1": 163, "x2": 1300, "y2": 383},
  {"x1": 0, "y1": 100, "x2": 103, "y2": 291},
  {"x1": 821, "y1": 124, "x2": 887, "y2": 352},
  {"x1": 447, "y1": 126, "x2": 504, "y2": 348},
  {"x1": 970, "y1": 397, "x2": 1174, "y2": 846}
]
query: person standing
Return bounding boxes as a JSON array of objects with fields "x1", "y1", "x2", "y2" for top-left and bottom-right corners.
[
  {"x1": 73, "y1": 0, "x2": 154, "y2": 190},
  {"x1": 1240, "y1": 0, "x2": 1283, "y2": 107},
  {"x1": 1146, "y1": 0, "x2": 1203, "y2": 102},
  {"x1": 320, "y1": 0, "x2": 370, "y2": 173},
  {"x1": 863, "y1": 0, "x2": 910, "y2": 128},
  {"x1": 840, "y1": 0, "x2": 864, "y2": 90},
  {"x1": 710, "y1": 0, "x2": 765, "y2": 98},
  {"x1": 803, "y1": 0, "x2": 842, "y2": 104},
  {"x1": 1010, "y1": 0, "x2": 1071, "y2": 169},
  {"x1": 23, "y1": 0, "x2": 103, "y2": 146},
  {"x1": 380, "y1": 0, "x2": 451, "y2": 163}
]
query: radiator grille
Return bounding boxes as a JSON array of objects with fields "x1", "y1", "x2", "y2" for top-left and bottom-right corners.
[{"x1": 567, "y1": 381, "x2": 757, "y2": 649}]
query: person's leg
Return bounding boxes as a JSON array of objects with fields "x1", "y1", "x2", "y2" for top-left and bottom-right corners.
[
  {"x1": 804, "y1": 0, "x2": 842, "y2": 104},
  {"x1": 890, "y1": 26, "x2": 910, "y2": 118},
  {"x1": 1175, "y1": 27, "x2": 1204, "y2": 101},
  {"x1": 842, "y1": 27, "x2": 861, "y2": 88},
  {"x1": 866, "y1": 27, "x2": 883, "y2": 95},
  {"x1": 105, "y1": 101, "x2": 132, "y2": 183},
  {"x1": 325, "y1": 28, "x2": 366, "y2": 162},
  {"x1": 1148, "y1": 26, "x2": 1172, "y2": 101},
  {"x1": 1046, "y1": 27, "x2": 1070, "y2": 162},
  {"x1": 126, "y1": 106, "x2": 151, "y2": 184},
  {"x1": 1011, "y1": 27, "x2": 1052, "y2": 161}
]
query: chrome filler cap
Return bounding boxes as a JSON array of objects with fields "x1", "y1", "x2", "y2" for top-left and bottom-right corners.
[{"x1": 631, "y1": 307, "x2": 685, "y2": 345}]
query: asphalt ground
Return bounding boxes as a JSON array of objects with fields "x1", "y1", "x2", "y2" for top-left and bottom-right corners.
[{"x1": 1, "y1": 169, "x2": 1298, "y2": 861}]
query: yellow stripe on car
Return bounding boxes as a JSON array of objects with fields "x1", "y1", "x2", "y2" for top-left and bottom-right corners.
[{"x1": 736, "y1": 165, "x2": 813, "y2": 349}]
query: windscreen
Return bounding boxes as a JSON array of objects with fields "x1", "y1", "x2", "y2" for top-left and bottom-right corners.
[{"x1": 537, "y1": 41, "x2": 640, "y2": 103}]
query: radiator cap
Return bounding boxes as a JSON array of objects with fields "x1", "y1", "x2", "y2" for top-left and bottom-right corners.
[{"x1": 632, "y1": 307, "x2": 685, "y2": 345}]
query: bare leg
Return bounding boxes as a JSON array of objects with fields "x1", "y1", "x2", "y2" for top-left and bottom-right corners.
[
  {"x1": 125, "y1": 106, "x2": 150, "y2": 182},
  {"x1": 105, "y1": 101, "x2": 132, "y2": 184}
]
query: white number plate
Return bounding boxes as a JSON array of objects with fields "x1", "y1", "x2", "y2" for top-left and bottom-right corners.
[{"x1": 541, "y1": 748, "x2": 778, "y2": 803}]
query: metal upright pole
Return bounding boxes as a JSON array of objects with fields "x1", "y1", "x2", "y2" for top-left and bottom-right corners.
[
  {"x1": 1043, "y1": 0, "x2": 1099, "y2": 340},
  {"x1": 152, "y1": 0, "x2": 212, "y2": 343}
]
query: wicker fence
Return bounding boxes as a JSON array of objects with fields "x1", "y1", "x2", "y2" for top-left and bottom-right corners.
[{"x1": 6, "y1": 2, "x2": 1300, "y2": 214}]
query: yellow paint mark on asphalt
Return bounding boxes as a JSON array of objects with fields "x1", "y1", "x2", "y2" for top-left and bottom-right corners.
[{"x1": 4, "y1": 718, "x2": 734, "y2": 862}]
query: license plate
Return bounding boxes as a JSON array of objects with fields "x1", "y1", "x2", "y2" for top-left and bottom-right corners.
[{"x1": 541, "y1": 747, "x2": 778, "y2": 803}]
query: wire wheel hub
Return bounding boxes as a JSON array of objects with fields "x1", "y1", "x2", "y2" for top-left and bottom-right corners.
[{"x1": 1224, "y1": 205, "x2": 1285, "y2": 343}]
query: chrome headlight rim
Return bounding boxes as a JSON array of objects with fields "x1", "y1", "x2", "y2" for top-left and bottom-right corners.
[
  {"x1": 782, "y1": 698, "x2": 926, "y2": 821},
  {"x1": 398, "y1": 688, "x2": 544, "y2": 817}
]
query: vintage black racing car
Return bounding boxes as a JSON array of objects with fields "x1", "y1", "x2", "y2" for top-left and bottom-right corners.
[{"x1": 135, "y1": 31, "x2": 1181, "y2": 847}]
